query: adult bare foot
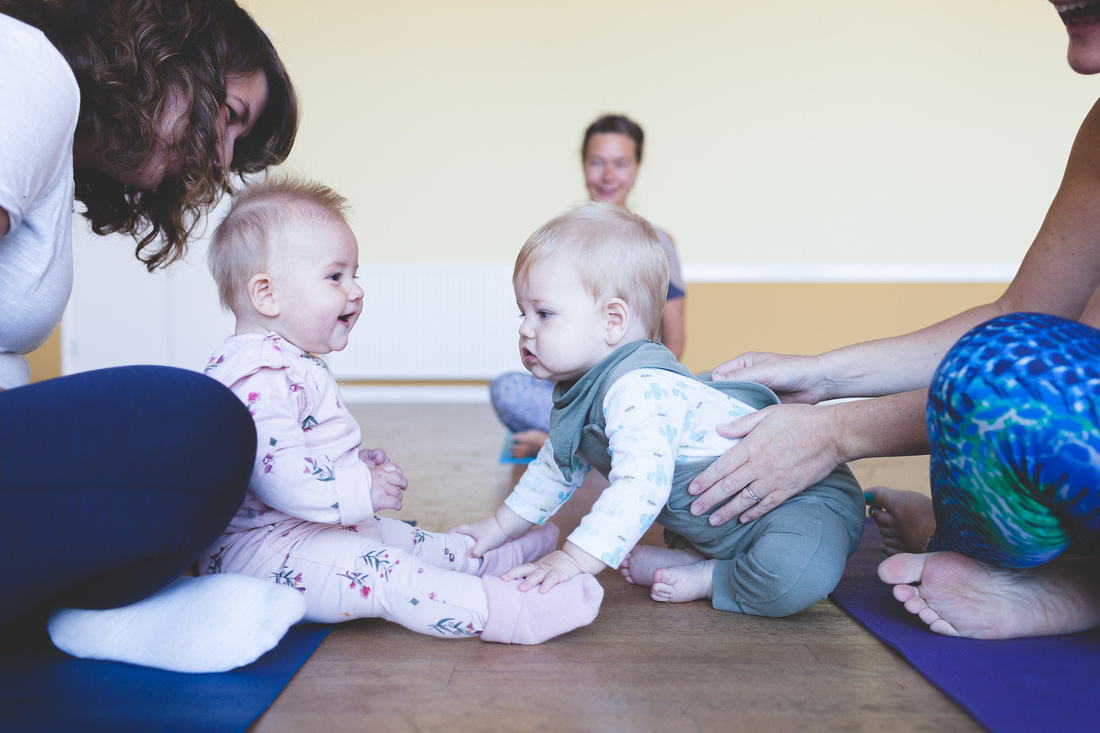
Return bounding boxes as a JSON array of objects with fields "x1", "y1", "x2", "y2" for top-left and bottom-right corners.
[
  {"x1": 651, "y1": 559, "x2": 717, "y2": 604},
  {"x1": 866, "y1": 486, "x2": 936, "y2": 555},
  {"x1": 878, "y1": 552, "x2": 1100, "y2": 639},
  {"x1": 510, "y1": 429, "x2": 549, "y2": 459},
  {"x1": 620, "y1": 545, "x2": 704, "y2": 586}
]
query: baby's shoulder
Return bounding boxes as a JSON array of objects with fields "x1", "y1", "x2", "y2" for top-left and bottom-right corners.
[
  {"x1": 611, "y1": 367, "x2": 700, "y2": 395},
  {"x1": 204, "y1": 333, "x2": 315, "y2": 386},
  {"x1": 606, "y1": 367, "x2": 743, "y2": 413}
]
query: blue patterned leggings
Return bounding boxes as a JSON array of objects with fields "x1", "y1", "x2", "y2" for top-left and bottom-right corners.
[{"x1": 926, "y1": 312, "x2": 1100, "y2": 567}]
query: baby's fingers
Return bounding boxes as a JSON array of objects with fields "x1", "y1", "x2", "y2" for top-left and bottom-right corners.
[
  {"x1": 384, "y1": 466, "x2": 409, "y2": 491},
  {"x1": 501, "y1": 562, "x2": 537, "y2": 583}
]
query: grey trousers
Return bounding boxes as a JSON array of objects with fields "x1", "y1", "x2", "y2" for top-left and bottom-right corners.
[{"x1": 660, "y1": 458, "x2": 864, "y2": 617}]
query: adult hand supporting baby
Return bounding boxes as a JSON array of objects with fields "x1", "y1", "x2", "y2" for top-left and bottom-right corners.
[
  {"x1": 686, "y1": 351, "x2": 846, "y2": 526},
  {"x1": 692, "y1": 344, "x2": 932, "y2": 525},
  {"x1": 712, "y1": 351, "x2": 833, "y2": 406},
  {"x1": 687, "y1": 403, "x2": 844, "y2": 525},
  {"x1": 368, "y1": 461, "x2": 407, "y2": 512}
]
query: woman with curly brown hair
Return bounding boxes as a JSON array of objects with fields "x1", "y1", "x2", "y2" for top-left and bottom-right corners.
[{"x1": 0, "y1": 0, "x2": 308, "y2": 672}]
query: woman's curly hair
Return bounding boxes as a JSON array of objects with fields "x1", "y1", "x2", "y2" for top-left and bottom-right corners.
[{"x1": 1, "y1": 0, "x2": 298, "y2": 270}]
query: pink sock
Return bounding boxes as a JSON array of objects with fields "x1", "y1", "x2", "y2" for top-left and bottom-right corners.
[
  {"x1": 479, "y1": 574, "x2": 603, "y2": 645},
  {"x1": 477, "y1": 523, "x2": 560, "y2": 578}
]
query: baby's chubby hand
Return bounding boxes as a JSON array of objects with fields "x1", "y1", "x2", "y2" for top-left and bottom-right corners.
[
  {"x1": 451, "y1": 515, "x2": 511, "y2": 558},
  {"x1": 359, "y1": 447, "x2": 389, "y2": 466},
  {"x1": 368, "y1": 461, "x2": 407, "y2": 512},
  {"x1": 503, "y1": 549, "x2": 584, "y2": 593}
]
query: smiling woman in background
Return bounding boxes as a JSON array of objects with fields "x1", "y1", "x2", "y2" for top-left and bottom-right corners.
[
  {"x1": 491, "y1": 114, "x2": 687, "y2": 459},
  {"x1": 0, "y1": 0, "x2": 307, "y2": 672}
]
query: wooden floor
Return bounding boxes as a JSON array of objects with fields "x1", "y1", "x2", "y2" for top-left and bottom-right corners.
[{"x1": 253, "y1": 403, "x2": 979, "y2": 733}]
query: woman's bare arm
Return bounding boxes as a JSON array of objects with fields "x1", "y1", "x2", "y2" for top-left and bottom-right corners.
[{"x1": 694, "y1": 96, "x2": 1100, "y2": 523}]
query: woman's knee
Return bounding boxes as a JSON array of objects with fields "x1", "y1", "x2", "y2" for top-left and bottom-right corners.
[
  {"x1": 87, "y1": 367, "x2": 254, "y2": 519},
  {"x1": 489, "y1": 372, "x2": 551, "y2": 432},
  {"x1": 932, "y1": 312, "x2": 1100, "y2": 410},
  {"x1": 136, "y1": 367, "x2": 255, "y2": 512},
  {"x1": 926, "y1": 313, "x2": 1100, "y2": 563}
]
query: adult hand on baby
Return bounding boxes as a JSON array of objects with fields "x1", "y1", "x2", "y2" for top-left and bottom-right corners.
[
  {"x1": 359, "y1": 447, "x2": 389, "y2": 466},
  {"x1": 451, "y1": 515, "x2": 511, "y2": 558},
  {"x1": 368, "y1": 461, "x2": 407, "y2": 512},
  {"x1": 712, "y1": 351, "x2": 830, "y2": 405},
  {"x1": 503, "y1": 549, "x2": 585, "y2": 593},
  {"x1": 687, "y1": 403, "x2": 843, "y2": 525}
]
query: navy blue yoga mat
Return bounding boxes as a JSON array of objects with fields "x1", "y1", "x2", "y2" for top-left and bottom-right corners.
[
  {"x1": 1, "y1": 619, "x2": 330, "y2": 733},
  {"x1": 831, "y1": 517, "x2": 1100, "y2": 733}
]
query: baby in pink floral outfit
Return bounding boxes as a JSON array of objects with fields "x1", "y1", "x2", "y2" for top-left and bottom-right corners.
[{"x1": 201, "y1": 176, "x2": 602, "y2": 643}]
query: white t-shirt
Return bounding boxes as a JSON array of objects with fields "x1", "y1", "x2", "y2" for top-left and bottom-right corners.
[{"x1": 0, "y1": 14, "x2": 79, "y2": 388}]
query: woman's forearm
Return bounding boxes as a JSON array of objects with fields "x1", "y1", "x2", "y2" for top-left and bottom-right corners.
[
  {"x1": 828, "y1": 389, "x2": 931, "y2": 464},
  {"x1": 815, "y1": 303, "x2": 1008, "y2": 400}
]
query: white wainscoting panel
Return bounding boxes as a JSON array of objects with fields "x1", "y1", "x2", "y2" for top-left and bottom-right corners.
[
  {"x1": 323, "y1": 263, "x2": 520, "y2": 380},
  {"x1": 62, "y1": 206, "x2": 1018, "y2": 402},
  {"x1": 63, "y1": 216, "x2": 522, "y2": 385}
]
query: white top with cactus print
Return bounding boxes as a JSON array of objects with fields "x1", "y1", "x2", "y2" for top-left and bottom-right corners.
[
  {"x1": 504, "y1": 368, "x2": 756, "y2": 569},
  {"x1": 204, "y1": 332, "x2": 375, "y2": 530}
]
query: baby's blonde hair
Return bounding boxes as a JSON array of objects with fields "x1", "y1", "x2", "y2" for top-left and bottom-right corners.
[
  {"x1": 208, "y1": 174, "x2": 350, "y2": 313},
  {"x1": 514, "y1": 201, "x2": 668, "y2": 339}
]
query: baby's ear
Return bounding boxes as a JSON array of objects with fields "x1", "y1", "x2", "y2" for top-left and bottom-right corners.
[
  {"x1": 247, "y1": 273, "x2": 279, "y2": 317},
  {"x1": 604, "y1": 298, "x2": 630, "y2": 346}
]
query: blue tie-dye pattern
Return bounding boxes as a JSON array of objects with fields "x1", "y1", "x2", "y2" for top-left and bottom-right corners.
[{"x1": 926, "y1": 312, "x2": 1100, "y2": 567}]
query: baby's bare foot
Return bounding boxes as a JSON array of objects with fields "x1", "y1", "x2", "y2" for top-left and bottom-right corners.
[
  {"x1": 651, "y1": 560, "x2": 717, "y2": 604},
  {"x1": 620, "y1": 545, "x2": 705, "y2": 586},
  {"x1": 867, "y1": 486, "x2": 936, "y2": 555},
  {"x1": 878, "y1": 552, "x2": 1100, "y2": 639},
  {"x1": 510, "y1": 430, "x2": 549, "y2": 459}
]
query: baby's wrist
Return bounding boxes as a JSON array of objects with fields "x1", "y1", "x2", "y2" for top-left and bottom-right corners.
[
  {"x1": 495, "y1": 504, "x2": 535, "y2": 539},
  {"x1": 561, "y1": 541, "x2": 605, "y2": 575}
]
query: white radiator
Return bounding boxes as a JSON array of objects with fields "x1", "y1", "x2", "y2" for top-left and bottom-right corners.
[
  {"x1": 326, "y1": 263, "x2": 521, "y2": 380},
  {"x1": 64, "y1": 218, "x2": 525, "y2": 383}
]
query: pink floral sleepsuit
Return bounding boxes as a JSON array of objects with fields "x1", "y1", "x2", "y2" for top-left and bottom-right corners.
[{"x1": 201, "y1": 333, "x2": 492, "y2": 637}]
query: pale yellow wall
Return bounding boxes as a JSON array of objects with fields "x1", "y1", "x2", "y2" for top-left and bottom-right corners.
[
  {"x1": 36, "y1": 2, "x2": 1100, "y2": 380},
  {"x1": 679, "y1": 282, "x2": 1007, "y2": 373},
  {"x1": 243, "y1": 0, "x2": 1097, "y2": 267}
]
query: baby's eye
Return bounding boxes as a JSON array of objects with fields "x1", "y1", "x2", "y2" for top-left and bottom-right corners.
[
  {"x1": 328, "y1": 273, "x2": 342, "y2": 282},
  {"x1": 537, "y1": 310, "x2": 552, "y2": 320}
]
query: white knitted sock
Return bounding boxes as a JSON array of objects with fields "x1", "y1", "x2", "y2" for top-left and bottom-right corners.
[{"x1": 47, "y1": 574, "x2": 306, "y2": 673}]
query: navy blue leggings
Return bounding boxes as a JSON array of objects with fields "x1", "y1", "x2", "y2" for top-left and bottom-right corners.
[{"x1": 0, "y1": 366, "x2": 255, "y2": 628}]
